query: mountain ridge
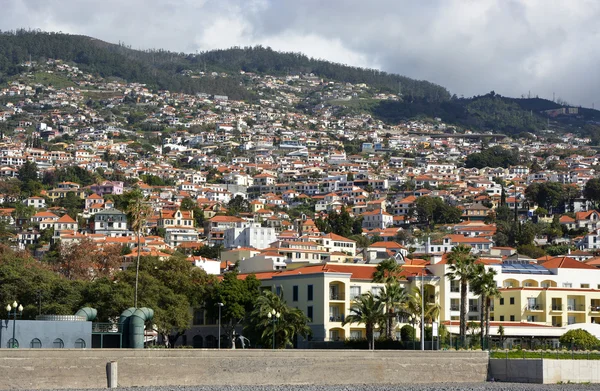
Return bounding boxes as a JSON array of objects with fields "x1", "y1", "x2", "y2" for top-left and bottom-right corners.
[{"x1": 1, "y1": 29, "x2": 600, "y2": 140}]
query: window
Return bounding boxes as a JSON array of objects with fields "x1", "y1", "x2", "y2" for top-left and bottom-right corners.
[
  {"x1": 509, "y1": 297, "x2": 515, "y2": 305},
  {"x1": 292, "y1": 285, "x2": 298, "y2": 302},
  {"x1": 450, "y1": 299, "x2": 459, "y2": 311},
  {"x1": 193, "y1": 309, "x2": 205, "y2": 325},
  {"x1": 450, "y1": 280, "x2": 460, "y2": 293},
  {"x1": 527, "y1": 316, "x2": 537, "y2": 322},
  {"x1": 499, "y1": 316, "x2": 504, "y2": 321},
  {"x1": 500, "y1": 298, "x2": 504, "y2": 305},
  {"x1": 6, "y1": 338, "x2": 18, "y2": 348},
  {"x1": 307, "y1": 306, "x2": 313, "y2": 322},
  {"x1": 581, "y1": 284, "x2": 590, "y2": 289},
  {"x1": 307, "y1": 285, "x2": 313, "y2": 301},
  {"x1": 510, "y1": 315, "x2": 515, "y2": 321},
  {"x1": 53, "y1": 338, "x2": 64, "y2": 348},
  {"x1": 371, "y1": 286, "x2": 382, "y2": 296},
  {"x1": 350, "y1": 286, "x2": 361, "y2": 300},
  {"x1": 276, "y1": 285, "x2": 281, "y2": 296},
  {"x1": 74, "y1": 338, "x2": 86, "y2": 348},
  {"x1": 350, "y1": 330, "x2": 362, "y2": 340},
  {"x1": 562, "y1": 282, "x2": 572, "y2": 288},
  {"x1": 30, "y1": 338, "x2": 42, "y2": 348}
]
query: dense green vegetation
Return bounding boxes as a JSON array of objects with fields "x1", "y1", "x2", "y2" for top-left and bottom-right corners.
[{"x1": 465, "y1": 146, "x2": 520, "y2": 169}]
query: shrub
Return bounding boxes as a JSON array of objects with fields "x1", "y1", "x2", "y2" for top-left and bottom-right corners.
[
  {"x1": 401, "y1": 325, "x2": 415, "y2": 342},
  {"x1": 559, "y1": 329, "x2": 600, "y2": 350}
]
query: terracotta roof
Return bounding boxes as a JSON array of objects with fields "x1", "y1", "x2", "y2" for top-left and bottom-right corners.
[{"x1": 541, "y1": 257, "x2": 597, "y2": 270}]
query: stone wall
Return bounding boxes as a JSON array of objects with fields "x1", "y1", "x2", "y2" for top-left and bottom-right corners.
[{"x1": 0, "y1": 349, "x2": 488, "y2": 390}]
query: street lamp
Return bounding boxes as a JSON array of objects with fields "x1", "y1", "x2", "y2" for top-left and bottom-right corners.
[
  {"x1": 217, "y1": 302, "x2": 224, "y2": 349},
  {"x1": 6, "y1": 301, "x2": 23, "y2": 348},
  {"x1": 267, "y1": 308, "x2": 280, "y2": 349}
]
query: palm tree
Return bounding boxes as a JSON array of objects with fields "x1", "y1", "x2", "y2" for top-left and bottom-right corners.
[
  {"x1": 404, "y1": 286, "x2": 441, "y2": 330},
  {"x1": 445, "y1": 244, "x2": 478, "y2": 346},
  {"x1": 470, "y1": 264, "x2": 500, "y2": 349},
  {"x1": 343, "y1": 292, "x2": 385, "y2": 350},
  {"x1": 372, "y1": 258, "x2": 401, "y2": 283},
  {"x1": 127, "y1": 192, "x2": 153, "y2": 308},
  {"x1": 375, "y1": 281, "x2": 407, "y2": 340},
  {"x1": 247, "y1": 290, "x2": 311, "y2": 349}
]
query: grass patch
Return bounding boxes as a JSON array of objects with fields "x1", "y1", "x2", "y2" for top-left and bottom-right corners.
[
  {"x1": 490, "y1": 350, "x2": 600, "y2": 360},
  {"x1": 29, "y1": 72, "x2": 76, "y2": 88}
]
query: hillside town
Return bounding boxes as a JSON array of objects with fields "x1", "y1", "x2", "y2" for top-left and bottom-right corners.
[{"x1": 2, "y1": 58, "x2": 600, "y2": 349}]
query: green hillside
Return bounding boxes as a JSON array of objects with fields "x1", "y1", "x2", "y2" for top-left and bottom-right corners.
[{"x1": 1, "y1": 29, "x2": 599, "y2": 139}]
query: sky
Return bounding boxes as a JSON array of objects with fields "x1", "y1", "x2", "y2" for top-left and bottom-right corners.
[{"x1": 3, "y1": 0, "x2": 599, "y2": 107}]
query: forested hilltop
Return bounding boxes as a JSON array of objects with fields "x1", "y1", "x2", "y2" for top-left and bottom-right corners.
[
  {"x1": 0, "y1": 30, "x2": 448, "y2": 101},
  {"x1": 1, "y1": 29, "x2": 600, "y2": 138}
]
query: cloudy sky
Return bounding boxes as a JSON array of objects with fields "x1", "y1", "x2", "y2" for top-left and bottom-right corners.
[{"x1": 3, "y1": 0, "x2": 599, "y2": 106}]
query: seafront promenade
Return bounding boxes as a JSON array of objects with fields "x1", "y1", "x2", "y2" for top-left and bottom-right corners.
[{"x1": 0, "y1": 349, "x2": 488, "y2": 390}]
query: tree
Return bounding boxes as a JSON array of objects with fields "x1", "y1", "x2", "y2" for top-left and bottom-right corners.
[
  {"x1": 445, "y1": 244, "x2": 478, "y2": 346},
  {"x1": 372, "y1": 258, "x2": 402, "y2": 283},
  {"x1": 375, "y1": 281, "x2": 407, "y2": 340},
  {"x1": 18, "y1": 161, "x2": 40, "y2": 196},
  {"x1": 343, "y1": 292, "x2": 385, "y2": 350},
  {"x1": 206, "y1": 270, "x2": 261, "y2": 348},
  {"x1": 227, "y1": 195, "x2": 250, "y2": 215},
  {"x1": 470, "y1": 264, "x2": 500, "y2": 349},
  {"x1": 245, "y1": 290, "x2": 311, "y2": 348},
  {"x1": 583, "y1": 178, "x2": 600, "y2": 208},
  {"x1": 525, "y1": 182, "x2": 566, "y2": 212},
  {"x1": 126, "y1": 191, "x2": 153, "y2": 308},
  {"x1": 559, "y1": 329, "x2": 600, "y2": 350}
]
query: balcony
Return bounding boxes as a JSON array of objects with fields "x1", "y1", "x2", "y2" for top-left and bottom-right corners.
[
  {"x1": 590, "y1": 305, "x2": 600, "y2": 313},
  {"x1": 525, "y1": 304, "x2": 543, "y2": 311},
  {"x1": 567, "y1": 304, "x2": 586, "y2": 312},
  {"x1": 550, "y1": 304, "x2": 563, "y2": 311},
  {"x1": 468, "y1": 306, "x2": 479, "y2": 312},
  {"x1": 329, "y1": 291, "x2": 345, "y2": 301},
  {"x1": 450, "y1": 305, "x2": 459, "y2": 311},
  {"x1": 329, "y1": 315, "x2": 345, "y2": 322}
]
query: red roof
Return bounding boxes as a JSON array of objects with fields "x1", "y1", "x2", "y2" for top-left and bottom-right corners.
[{"x1": 541, "y1": 257, "x2": 597, "y2": 270}]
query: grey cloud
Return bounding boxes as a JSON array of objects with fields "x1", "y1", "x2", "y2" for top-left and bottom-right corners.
[{"x1": 1, "y1": 0, "x2": 598, "y2": 106}]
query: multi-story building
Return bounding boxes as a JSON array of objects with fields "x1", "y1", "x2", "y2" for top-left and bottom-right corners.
[
  {"x1": 93, "y1": 208, "x2": 130, "y2": 237},
  {"x1": 223, "y1": 222, "x2": 276, "y2": 250}
]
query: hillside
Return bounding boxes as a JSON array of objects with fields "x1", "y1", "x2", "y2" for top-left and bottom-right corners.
[
  {"x1": 1, "y1": 29, "x2": 600, "y2": 139},
  {"x1": 0, "y1": 30, "x2": 449, "y2": 102}
]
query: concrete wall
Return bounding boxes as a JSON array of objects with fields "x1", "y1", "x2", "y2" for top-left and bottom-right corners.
[
  {"x1": 0, "y1": 320, "x2": 91, "y2": 349},
  {"x1": 489, "y1": 359, "x2": 543, "y2": 383},
  {"x1": 490, "y1": 358, "x2": 600, "y2": 383},
  {"x1": 544, "y1": 360, "x2": 600, "y2": 384},
  {"x1": 0, "y1": 349, "x2": 488, "y2": 390}
]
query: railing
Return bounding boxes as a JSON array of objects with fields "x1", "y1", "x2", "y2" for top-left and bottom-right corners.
[
  {"x1": 468, "y1": 306, "x2": 479, "y2": 312},
  {"x1": 567, "y1": 304, "x2": 586, "y2": 311},
  {"x1": 92, "y1": 322, "x2": 122, "y2": 333},
  {"x1": 450, "y1": 305, "x2": 459, "y2": 311},
  {"x1": 525, "y1": 304, "x2": 543, "y2": 311},
  {"x1": 329, "y1": 292, "x2": 345, "y2": 300},
  {"x1": 329, "y1": 315, "x2": 345, "y2": 322},
  {"x1": 589, "y1": 305, "x2": 600, "y2": 312},
  {"x1": 551, "y1": 304, "x2": 563, "y2": 311}
]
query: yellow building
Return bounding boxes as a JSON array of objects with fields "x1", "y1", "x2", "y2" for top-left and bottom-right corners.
[{"x1": 254, "y1": 263, "x2": 435, "y2": 344}]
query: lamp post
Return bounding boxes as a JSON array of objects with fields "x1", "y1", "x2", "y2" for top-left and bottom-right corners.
[
  {"x1": 420, "y1": 272, "x2": 425, "y2": 351},
  {"x1": 267, "y1": 308, "x2": 280, "y2": 349},
  {"x1": 217, "y1": 302, "x2": 224, "y2": 349},
  {"x1": 6, "y1": 301, "x2": 23, "y2": 348}
]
